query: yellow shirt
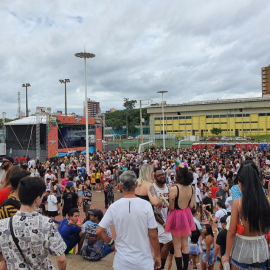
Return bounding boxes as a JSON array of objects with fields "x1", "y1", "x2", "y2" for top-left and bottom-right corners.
[{"x1": 95, "y1": 172, "x2": 100, "y2": 180}]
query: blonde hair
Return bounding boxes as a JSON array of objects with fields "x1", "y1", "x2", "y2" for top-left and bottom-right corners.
[{"x1": 137, "y1": 164, "x2": 153, "y2": 186}]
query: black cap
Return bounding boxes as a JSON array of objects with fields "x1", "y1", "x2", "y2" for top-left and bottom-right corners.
[
  {"x1": 88, "y1": 209, "x2": 103, "y2": 221},
  {"x1": 3, "y1": 157, "x2": 14, "y2": 163}
]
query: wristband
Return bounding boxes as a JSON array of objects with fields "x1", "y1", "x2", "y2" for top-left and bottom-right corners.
[
  {"x1": 162, "y1": 223, "x2": 166, "y2": 228},
  {"x1": 108, "y1": 239, "x2": 115, "y2": 246},
  {"x1": 154, "y1": 257, "x2": 161, "y2": 261},
  {"x1": 162, "y1": 199, "x2": 166, "y2": 203}
]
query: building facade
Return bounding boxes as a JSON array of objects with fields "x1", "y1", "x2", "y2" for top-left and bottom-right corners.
[
  {"x1": 262, "y1": 66, "x2": 270, "y2": 96},
  {"x1": 83, "y1": 98, "x2": 100, "y2": 118},
  {"x1": 147, "y1": 97, "x2": 270, "y2": 138}
]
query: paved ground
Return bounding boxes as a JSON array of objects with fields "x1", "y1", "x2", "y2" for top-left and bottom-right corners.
[{"x1": 1, "y1": 186, "x2": 221, "y2": 269}]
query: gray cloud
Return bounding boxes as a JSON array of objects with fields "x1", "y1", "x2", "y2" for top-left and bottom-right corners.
[{"x1": 0, "y1": 0, "x2": 270, "y2": 118}]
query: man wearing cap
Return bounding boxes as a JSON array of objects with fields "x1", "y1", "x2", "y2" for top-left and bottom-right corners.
[
  {"x1": 0, "y1": 157, "x2": 14, "y2": 190},
  {"x1": 80, "y1": 209, "x2": 113, "y2": 261},
  {"x1": 96, "y1": 170, "x2": 161, "y2": 270}
]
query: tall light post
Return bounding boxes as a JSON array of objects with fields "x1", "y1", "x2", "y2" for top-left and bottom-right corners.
[
  {"x1": 157, "y1": 91, "x2": 168, "y2": 150},
  {"x1": 75, "y1": 52, "x2": 95, "y2": 174},
  {"x1": 59, "y1": 79, "x2": 70, "y2": 116},
  {"x1": 139, "y1": 99, "x2": 152, "y2": 145},
  {"x1": 22, "y1": 83, "x2": 31, "y2": 117}
]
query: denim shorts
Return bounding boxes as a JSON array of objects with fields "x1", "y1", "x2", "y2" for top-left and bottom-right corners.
[
  {"x1": 202, "y1": 248, "x2": 214, "y2": 265},
  {"x1": 231, "y1": 258, "x2": 267, "y2": 270}
]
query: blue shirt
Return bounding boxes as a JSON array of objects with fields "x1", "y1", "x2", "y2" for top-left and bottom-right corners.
[
  {"x1": 79, "y1": 167, "x2": 86, "y2": 179},
  {"x1": 58, "y1": 218, "x2": 81, "y2": 246}
]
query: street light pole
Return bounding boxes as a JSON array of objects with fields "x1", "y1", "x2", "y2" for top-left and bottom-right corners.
[
  {"x1": 157, "y1": 91, "x2": 168, "y2": 150},
  {"x1": 75, "y1": 52, "x2": 95, "y2": 175},
  {"x1": 59, "y1": 79, "x2": 70, "y2": 116},
  {"x1": 139, "y1": 99, "x2": 152, "y2": 145},
  {"x1": 22, "y1": 83, "x2": 31, "y2": 117}
]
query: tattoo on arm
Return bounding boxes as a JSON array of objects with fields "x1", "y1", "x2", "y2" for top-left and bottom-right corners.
[{"x1": 149, "y1": 185, "x2": 158, "y2": 197}]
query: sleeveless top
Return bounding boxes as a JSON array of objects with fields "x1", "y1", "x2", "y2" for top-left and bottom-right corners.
[
  {"x1": 174, "y1": 185, "x2": 193, "y2": 210},
  {"x1": 135, "y1": 194, "x2": 150, "y2": 202}
]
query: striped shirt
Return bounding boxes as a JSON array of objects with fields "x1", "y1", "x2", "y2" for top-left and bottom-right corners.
[{"x1": 0, "y1": 194, "x2": 20, "y2": 220}]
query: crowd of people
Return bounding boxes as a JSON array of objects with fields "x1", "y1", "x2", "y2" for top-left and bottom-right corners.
[{"x1": 0, "y1": 145, "x2": 270, "y2": 270}]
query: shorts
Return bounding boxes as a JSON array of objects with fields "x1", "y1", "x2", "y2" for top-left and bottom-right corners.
[
  {"x1": 158, "y1": 231, "x2": 172, "y2": 244},
  {"x1": 83, "y1": 204, "x2": 91, "y2": 213},
  {"x1": 202, "y1": 248, "x2": 214, "y2": 265},
  {"x1": 96, "y1": 179, "x2": 100, "y2": 184},
  {"x1": 231, "y1": 258, "x2": 267, "y2": 270},
  {"x1": 190, "y1": 243, "x2": 201, "y2": 256},
  {"x1": 48, "y1": 210, "x2": 58, "y2": 217},
  {"x1": 57, "y1": 196, "x2": 61, "y2": 203}
]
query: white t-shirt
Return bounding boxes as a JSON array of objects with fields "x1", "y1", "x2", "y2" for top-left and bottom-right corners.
[
  {"x1": 99, "y1": 198, "x2": 157, "y2": 270},
  {"x1": 217, "y1": 175, "x2": 227, "y2": 189},
  {"x1": 153, "y1": 182, "x2": 169, "y2": 233},
  {"x1": 225, "y1": 196, "x2": 232, "y2": 213},
  {"x1": 195, "y1": 187, "x2": 202, "y2": 203},
  {"x1": 192, "y1": 173, "x2": 198, "y2": 185},
  {"x1": 215, "y1": 209, "x2": 227, "y2": 228},
  {"x1": 47, "y1": 195, "x2": 58, "y2": 211},
  {"x1": 60, "y1": 163, "x2": 65, "y2": 172}
]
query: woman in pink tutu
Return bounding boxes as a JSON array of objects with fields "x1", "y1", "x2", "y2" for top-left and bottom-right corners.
[{"x1": 165, "y1": 162, "x2": 196, "y2": 270}]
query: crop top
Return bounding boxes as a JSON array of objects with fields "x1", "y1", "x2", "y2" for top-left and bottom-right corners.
[
  {"x1": 174, "y1": 185, "x2": 193, "y2": 210},
  {"x1": 135, "y1": 194, "x2": 150, "y2": 202}
]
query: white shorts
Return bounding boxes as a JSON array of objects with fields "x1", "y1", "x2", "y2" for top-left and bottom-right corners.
[{"x1": 158, "y1": 231, "x2": 172, "y2": 244}]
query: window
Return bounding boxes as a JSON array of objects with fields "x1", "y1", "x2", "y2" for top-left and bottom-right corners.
[
  {"x1": 228, "y1": 114, "x2": 234, "y2": 117},
  {"x1": 167, "y1": 117, "x2": 172, "y2": 120},
  {"x1": 186, "y1": 116, "x2": 191, "y2": 119},
  {"x1": 259, "y1": 113, "x2": 266, "y2": 117},
  {"x1": 213, "y1": 115, "x2": 219, "y2": 118},
  {"x1": 235, "y1": 114, "x2": 242, "y2": 117},
  {"x1": 206, "y1": 115, "x2": 212, "y2": 118},
  {"x1": 267, "y1": 113, "x2": 270, "y2": 116},
  {"x1": 220, "y1": 115, "x2": 227, "y2": 118},
  {"x1": 173, "y1": 117, "x2": 178, "y2": 120},
  {"x1": 243, "y1": 114, "x2": 250, "y2": 117},
  {"x1": 179, "y1": 116, "x2": 185, "y2": 119},
  {"x1": 155, "y1": 124, "x2": 160, "y2": 126},
  {"x1": 155, "y1": 117, "x2": 161, "y2": 120}
]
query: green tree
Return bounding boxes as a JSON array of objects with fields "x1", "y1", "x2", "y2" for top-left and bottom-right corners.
[
  {"x1": 210, "y1": 128, "x2": 222, "y2": 136},
  {"x1": 123, "y1": 99, "x2": 137, "y2": 137}
]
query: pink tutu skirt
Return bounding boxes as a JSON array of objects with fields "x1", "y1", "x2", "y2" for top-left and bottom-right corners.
[{"x1": 165, "y1": 208, "x2": 196, "y2": 237}]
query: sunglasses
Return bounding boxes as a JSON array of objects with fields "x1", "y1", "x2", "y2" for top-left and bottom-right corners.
[{"x1": 1, "y1": 161, "x2": 10, "y2": 164}]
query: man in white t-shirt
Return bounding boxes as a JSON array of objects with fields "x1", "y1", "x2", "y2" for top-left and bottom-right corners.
[
  {"x1": 195, "y1": 182, "x2": 202, "y2": 209},
  {"x1": 60, "y1": 162, "x2": 66, "y2": 178},
  {"x1": 213, "y1": 201, "x2": 227, "y2": 228},
  {"x1": 192, "y1": 170, "x2": 198, "y2": 185},
  {"x1": 97, "y1": 170, "x2": 161, "y2": 270},
  {"x1": 47, "y1": 190, "x2": 58, "y2": 218},
  {"x1": 217, "y1": 172, "x2": 227, "y2": 189},
  {"x1": 153, "y1": 168, "x2": 173, "y2": 270}
]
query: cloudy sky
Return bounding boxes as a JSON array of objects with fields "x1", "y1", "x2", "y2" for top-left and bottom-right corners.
[{"x1": 1, "y1": 0, "x2": 270, "y2": 119}]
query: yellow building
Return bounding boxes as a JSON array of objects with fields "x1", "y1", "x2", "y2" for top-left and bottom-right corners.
[{"x1": 147, "y1": 97, "x2": 270, "y2": 138}]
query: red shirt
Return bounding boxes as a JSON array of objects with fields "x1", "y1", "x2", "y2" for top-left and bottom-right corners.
[
  {"x1": 14, "y1": 157, "x2": 18, "y2": 163},
  {"x1": 211, "y1": 186, "x2": 219, "y2": 199},
  {"x1": 0, "y1": 186, "x2": 12, "y2": 206}
]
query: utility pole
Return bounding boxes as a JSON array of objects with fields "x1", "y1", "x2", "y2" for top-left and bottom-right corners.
[
  {"x1": 17, "y1": 92, "x2": 21, "y2": 119},
  {"x1": 139, "y1": 99, "x2": 152, "y2": 145},
  {"x1": 123, "y1": 97, "x2": 129, "y2": 138},
  {"x1": 59, "y1": 79, "x2": 70, "y2": 116},
  {"x1": 22, "y1": 83, "x2": 31, "y2": 117}
]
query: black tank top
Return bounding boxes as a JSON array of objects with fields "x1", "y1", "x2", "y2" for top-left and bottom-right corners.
[
  {"x1": 174, "y1": 185, "x2": 193, "y2": 210},
  {"x1": 135, "y1": 194, "x2": 150, "y2": 202}
]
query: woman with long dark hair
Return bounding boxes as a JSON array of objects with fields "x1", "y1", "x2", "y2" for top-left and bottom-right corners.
[
  {"x1": 222, "y1": 163, "x2": 270, "y2": 269},
  {"x1": 201, "y1": 224, "x2": 214, "y2": 270},
  {"x1": 165, "y1": 163, "x2": 195, "y2": 270}
]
